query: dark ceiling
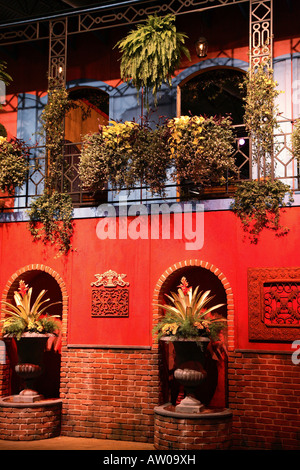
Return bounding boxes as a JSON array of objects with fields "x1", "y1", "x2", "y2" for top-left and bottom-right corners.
[
  {"x1": 0, "y1": 0, "x2": 298, "y2": 28},
  {"x1": 0, "y1": 0, "x2": 133, "y2": 26}
]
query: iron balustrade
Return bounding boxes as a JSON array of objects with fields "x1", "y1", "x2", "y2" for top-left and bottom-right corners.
[{"x1": 0, "y1": 120, "x2": 298, "y2": 211}]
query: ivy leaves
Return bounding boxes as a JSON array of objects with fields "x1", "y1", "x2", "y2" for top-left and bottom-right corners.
[
  {"x1": 231, "y1": 179, "x2": 294, "y2": 244},
  {"x1": 79, "y1": 119, "x2": 171, "y2": 196},
  {"x1": 115, "y1": 15, "x2": 190, "y2": 107}
]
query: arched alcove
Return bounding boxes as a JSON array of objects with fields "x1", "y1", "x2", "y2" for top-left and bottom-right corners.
[
  {"x1": 153, "y1": 259, "x2": 234, "y2": 409},
  {"x1": 1, "y1": 265, "x2": 68, "y2": 399}
]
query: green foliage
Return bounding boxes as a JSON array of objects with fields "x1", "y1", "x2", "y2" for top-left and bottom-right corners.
[
  {"x1": 39, "y1": 79, "x2": 70, "y2": 185},
  {"x1": 0, "y1": 136, "x2": 30, "y2": 194},
  {"x1": 0, "y1": 60, "x2": 12, "y2": 86},
  {"x1": 241, "y1": 62, "x2": 281, "y2": 176},
  {"x1": 0, "y1": 124, "x2": 7, "y2": 137},
  {"x1": 153, "y1": 277, "x2": 226, "y2": 342},
  {"x1": 27, "y1": 190, "x2": 74, "y2": 256},
  {"x1": 115, "y1": 15, "x2": 190, "y2": 107},
  {"x1": 28, "y1": 79, "x2": 75, "y2": 256},
  {"x1": 292, "y1": 119, "x2": 300, "y2": 161},
  {"x1": 230, "y1": 179, "x2": 294, "y2": 243},
  {"x1": 79, "y1": 118, "x2": 171, "y2": 196},
  {"x1": 168, "y1": 115, "x2": 236, "y2": 187},
  {"x1": 1, "y1": 280, "x2": 61, "y2": 340}
]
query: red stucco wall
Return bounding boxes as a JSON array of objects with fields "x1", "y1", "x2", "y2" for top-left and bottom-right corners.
[{"x1": 0, "y1": 206, "x2": 299, "y2": 352}]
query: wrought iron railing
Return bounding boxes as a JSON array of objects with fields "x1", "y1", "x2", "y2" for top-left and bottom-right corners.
[{"x1": 0, "y1": 120, "x2": 298, "y2": 211}]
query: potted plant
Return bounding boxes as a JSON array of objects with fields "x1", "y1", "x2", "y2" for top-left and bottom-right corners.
[
  {"x1": 167, "y1": 115, "x2": 236, "y2": 191},
  {"x1": 0, "y1": 136, "x2": 30, "y2": 195},
  {"x1": 1, "y1": 280, "x2": 61, "y2": 401},
  {"x1": 79, "y1": 117, "x2": 171, "y2": 196},
  {"x1": 153, "y1": 277, "x2": 226, "y2": 412}
]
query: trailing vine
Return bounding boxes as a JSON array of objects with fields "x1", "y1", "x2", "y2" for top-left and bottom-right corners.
[
  {"x1": 27, "y1": 79, "x2": 74, "y2": 256},
  {"x1": 79, "y1": 117, "x2": 171, "y2": 196},
  {"x1": 241, "y1": 61, "x2": 281, "y2": 176},
  {"x1": 115, "y1": 14, "x2": 190, "y2": 108},
  {"x1": 231, "y1": 179, "x2": 294, "y2": 243},
  {"x1": 231, "y1": 60, "x2": 294, "y2": 242},
  {"x1": 27, "y1": 189, "x2": 74, "y2": 257},
  {"x1": 167, "y1": 115, "x2": 236, "y2": 188},
  {"x1": 292, "y1": 118, "x2": 300, "y2": 162},
  {"x1": 0, "y1": 136, "x2": 30, "y2": 194}
]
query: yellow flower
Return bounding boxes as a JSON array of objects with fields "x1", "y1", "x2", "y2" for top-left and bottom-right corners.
[
  {"x1": 161, "y1": 323, "x2": 179, "y2": 335},
  {"x1": 0, "y1": 136, "x2": 7, "y2": 144}
]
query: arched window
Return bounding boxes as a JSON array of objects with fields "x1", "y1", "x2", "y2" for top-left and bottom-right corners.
[
  {"x1": 63, "y1": 87, "x2": 109, "y2": 205},
  {"x1": 178, "y1": 67, "x2": 250, "y2": 196}
]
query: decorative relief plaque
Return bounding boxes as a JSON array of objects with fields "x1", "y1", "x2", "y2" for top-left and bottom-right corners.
[
  {"x1": 91, "y1": 270, "x2": 129, "y2": 318},
  {"x1": 248, "y1": 267, "x2": 300, "y2": 342}
]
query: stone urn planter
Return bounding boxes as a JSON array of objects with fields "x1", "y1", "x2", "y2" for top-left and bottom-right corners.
[
  {"x1": 161, "y1": 336, "x2": 210, "y2": 413},
  {"x1": 13, "y1": 333, "x2": 52, "y2": 402}
]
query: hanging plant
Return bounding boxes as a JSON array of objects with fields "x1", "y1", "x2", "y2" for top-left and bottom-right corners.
[
  {"x1": 27, "y1": 189, "x2": 74, "y2": 256},
  {"x1": 0, "y1": 136, "x2": 30, "y2": 194},
  {"x1": 231, "y1": 60, "x2": 294, "y2": 242},
  {"x1": 241, "y1": 61, "x2": 281, "y2": 176},
  {"x1": 230, "y1": 179, "x2": 294, "y2": 243},
  {"x1": 79, "y1": 118, "x2": 171, "y2": 196},
  {"x1": 28, "y1": 79, "x2": 74, "y2": 255},
  {"x1": 167, "y1": 115, "x2": 236, "y2": 188},
  {"x1": 115, "y1": 14, "x2": 190, "y2": 107}
]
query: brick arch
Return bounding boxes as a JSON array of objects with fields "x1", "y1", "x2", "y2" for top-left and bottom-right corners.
[
  {"x1": 152, "y1": 259, "x2": 234, "y2": 351},
  {"x1": 1, "y1": 264, "x2": 68, "y2": 347}
]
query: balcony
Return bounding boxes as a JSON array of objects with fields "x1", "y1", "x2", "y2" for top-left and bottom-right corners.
[{"x1": 0, "y1": 117, "x2": 297, "y2": 213}]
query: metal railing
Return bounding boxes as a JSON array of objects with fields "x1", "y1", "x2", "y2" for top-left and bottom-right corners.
[{"x1": 0, "y1": 120, "x2": 298, "y2": 211}]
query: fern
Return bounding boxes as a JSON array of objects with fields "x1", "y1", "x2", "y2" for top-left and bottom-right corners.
[{"x1": 115, "y1": 15, "x2": 190, "y2": 107}]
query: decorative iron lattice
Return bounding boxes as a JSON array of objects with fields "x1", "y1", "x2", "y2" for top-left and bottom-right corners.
[
  {"x1": 49, "y1": 18, "x2": 67, "y2": 85},
  {"x1": 91, "y1": 288, "x2": 129, "y2": 317},
  {"x1": 249, "y1": 0, "x2": 273, "y2": 69},
  {"x1": 263, "y1": 282, "x2": 300, "y2": 326},
  {"x1": 0, "y1": 0, "x2": 248, "y2": 46}
]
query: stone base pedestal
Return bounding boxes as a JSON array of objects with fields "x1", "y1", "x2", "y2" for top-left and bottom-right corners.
[
  {"x1": 0, "y1": 397, "x2": 62, "y2": 441},
  {"x1": 154, "y1": 403, "x2": 232, "y2": 450}
]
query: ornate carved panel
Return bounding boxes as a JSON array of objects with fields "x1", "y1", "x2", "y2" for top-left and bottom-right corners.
[
  {"x1": 248, "y1": 267, "x2": 300, "y2": 342},
  {"x1": 91, "y1": 270, "x2": 129, "y2": 318}
]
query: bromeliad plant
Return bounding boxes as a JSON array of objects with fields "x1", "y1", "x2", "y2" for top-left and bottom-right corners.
[
  {"x1": 1, "y1": 280, "x2": 61, "y2": 340},
  {"x1": 167, "y1": 115, "x2": 236, "y2": 188},
  {"x1": 153, "y1": 277, "x2": 226, "y2": 342}
]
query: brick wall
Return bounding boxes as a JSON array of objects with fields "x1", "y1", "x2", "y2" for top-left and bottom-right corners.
[
  {"x1": 60, "y1": 347, "x2": 160, "y2": 443},
  {"x1": 0, "y1": 400, "x2": 62, "y2": 440},
  {"x1": 228, "y1": 351, "x2": 300, "y2": 450}
]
